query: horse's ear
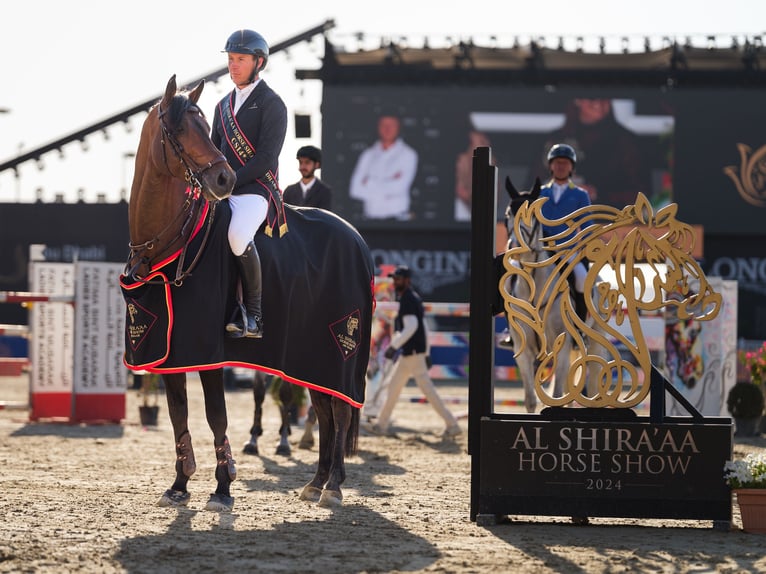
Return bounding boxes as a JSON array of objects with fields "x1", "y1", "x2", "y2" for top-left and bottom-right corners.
[
  {"x1": 505, "y1": 176, "x2": 520, "y2": 199},
  {"x1": 530, "y1": 177, "x2": 542, "y2": 200},
  {"x1": 161, "y1": 75, "x2": 177, "y2": 110},
  {"x1": 189, "y1": 79, "x2": 205, "y2": 105}
]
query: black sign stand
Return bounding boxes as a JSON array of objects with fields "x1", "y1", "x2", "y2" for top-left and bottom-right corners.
[{"x1": 468, "y1": 146, "x2": 733, "y2": 529}]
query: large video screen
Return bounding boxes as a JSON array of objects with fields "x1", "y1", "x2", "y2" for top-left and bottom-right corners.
[
  {"x1": 321, "y1": 85, "x2": 766, "y2": 234},
  {"x1": 322, "y1": 86, "x2": 675, "y2": 230}
]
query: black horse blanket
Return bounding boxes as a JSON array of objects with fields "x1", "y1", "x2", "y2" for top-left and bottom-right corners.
[{"x1": 120, "y1": 201, "x2": 374, "y2": 407}]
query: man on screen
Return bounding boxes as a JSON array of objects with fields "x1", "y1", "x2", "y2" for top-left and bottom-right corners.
[
  {"x1": 349, "y1": 114, "x2": 418, "y2": 220},
  {"x1": 535, "y1": 98, "x2": 652, "y2": 208}
]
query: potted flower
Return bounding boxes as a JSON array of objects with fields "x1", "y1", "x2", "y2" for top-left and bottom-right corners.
[
  {"x1": 723, "y1": 453, "x2": 766, "y2": 533},
  {"x1": 740, "y1": 342, "x2": 766, "y2": 433},
  {"x1": 137, "y1": 371, "x2": 161, "y2": 426},
  {"x1": 740, "y1": 342, "x2": 766, "y2": 386},
  {"x1": 726, "y1": 381, "x2": 764, "y2": 437}
]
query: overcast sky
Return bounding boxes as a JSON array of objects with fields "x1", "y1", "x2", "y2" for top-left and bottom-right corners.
[{"x1": 1, "y1": 0, "x2": 763, "y2": 202}]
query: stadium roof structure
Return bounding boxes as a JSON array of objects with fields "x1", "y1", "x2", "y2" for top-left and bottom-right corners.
[{"x1": 307, "y1": 35, "x2": 766, "y2": 87}]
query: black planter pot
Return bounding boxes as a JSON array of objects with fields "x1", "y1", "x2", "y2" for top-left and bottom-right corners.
[{"x1": 139, "y1": 405, "x2": 160, "y2": 426}]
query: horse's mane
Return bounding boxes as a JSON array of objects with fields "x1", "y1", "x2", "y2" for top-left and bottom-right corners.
[{"x1": 153, "y1": 92, "x2": 200, "y2": 130}]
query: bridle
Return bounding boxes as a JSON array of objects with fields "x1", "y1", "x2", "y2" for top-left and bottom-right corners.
[
  {"x1": 125, "y1": 101, "x2": 226, "y2": 285},
  {"x1": 506, "y1": 199, "x2": 546, "y2": 262},
  {"x1": 156, "y1": 101, "x2": 228, "y2": 193}
]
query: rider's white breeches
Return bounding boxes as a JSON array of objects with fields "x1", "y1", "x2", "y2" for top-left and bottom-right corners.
[{"x1": 228, "y1": 195, "x2": 268, "y2": 255}]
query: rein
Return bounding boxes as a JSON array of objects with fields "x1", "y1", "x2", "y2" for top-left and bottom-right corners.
[{"x1": 125, "y1": 195, "x2": 217, "y2": 286}]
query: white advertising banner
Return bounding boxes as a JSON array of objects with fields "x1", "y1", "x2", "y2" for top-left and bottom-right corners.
[
  {"x1": 665, "y1": 277, "x2": 737, "y2": 416},
  {"x1": 30, "y1": 262, "x2": 75, "y2": 395},
  {"x1": 73, "y1": 262, "x2": 127, "y2": 395}
]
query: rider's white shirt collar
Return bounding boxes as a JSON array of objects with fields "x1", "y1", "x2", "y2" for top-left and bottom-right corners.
[
  {"x1": 552, "y1": 181, "x2": 568, "y2": 203},
  {"x1": 233, "y1": 79, "x2": 261, "y2": 114}
]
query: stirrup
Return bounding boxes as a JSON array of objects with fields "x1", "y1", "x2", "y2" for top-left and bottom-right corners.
[{"x1": 225, "y1": 304, "x2": 262, "y2": 338}]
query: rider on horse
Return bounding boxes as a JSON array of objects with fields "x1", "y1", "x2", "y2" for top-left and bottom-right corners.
[
  {"x1": 539, "y1": 143, "x2": 591, "y2": 323},
  {"x1": 500, "y1": 143, "x2": 591, "y2": 351},
  {"x1": 211, "y1": 29, "x2": 288, "y2": 338}
]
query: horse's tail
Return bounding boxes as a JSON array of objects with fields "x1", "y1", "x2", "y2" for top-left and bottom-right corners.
[{"x1": 346, "y1": 407, "x2": 360, "y2": 456}]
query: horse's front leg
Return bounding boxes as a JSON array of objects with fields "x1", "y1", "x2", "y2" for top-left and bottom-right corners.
[
  {"x1": 276, "y1": 379, "x2": 293, "y2": 456},
  {"x1": 553, "y1": 334, "x2": 573, "y2": 401},
  {"x1": 200, "y1": 369, "x2": 237, "y2": 512},
  {"x1": 158, "y1": 372, "x2": 196, "y2": 508},
  {"x1": 298, "y1": 404, "x2": 317, "y2": 450},
  {"x1": 243, "y1": 371, "x2": 267, "y2": 455},
  {"x1": 514, "y1": 328, "x2": 538, "y2": 413},
  {"x1": 300, "y1": 390, "x2": 332, "y2": 503}
]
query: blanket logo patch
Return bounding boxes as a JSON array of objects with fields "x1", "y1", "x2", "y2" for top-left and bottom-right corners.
[
  {"x1": 126, "y1": 298, "x2": 159, "y2": 351},
  {"x1": 329, "y1": 310, "x2": 362, "y2": 361}
]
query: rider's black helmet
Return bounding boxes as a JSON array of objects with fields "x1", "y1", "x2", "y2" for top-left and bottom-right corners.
[
  {"x1": 224, "y1": 29, "x2": 269, "y2": 73},
  {"x1": 296, "y1": 146, "x2": 321, "y2": 163},
  {"x1": 547, "y1": 143, "x2": 577, "y2": 166}
]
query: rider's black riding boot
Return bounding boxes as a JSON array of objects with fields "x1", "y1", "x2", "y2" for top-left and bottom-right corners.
[{"x1": 226, "y1": 241, "x2": 263, "y2": 338}]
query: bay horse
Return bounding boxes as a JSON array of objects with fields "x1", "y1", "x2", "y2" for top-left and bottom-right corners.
[{"x1": 121, "y1": 75, "x2": 373, "y2": 511}]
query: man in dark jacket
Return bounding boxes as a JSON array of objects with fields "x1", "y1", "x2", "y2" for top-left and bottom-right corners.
[
  {"x1": 363, "y1": 266, "x2": 461, "y2": 438},
  {"x1": 282, "y1": 146, "x2": 332, "y2": 210}
]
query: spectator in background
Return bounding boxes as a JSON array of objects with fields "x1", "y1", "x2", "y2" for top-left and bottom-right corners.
[
  {"x1": 349, "y1": 114, "x2": 418, "y2": 220},
  {"x1": 282, "y1": 145, "x2": 332, "y2": 210},
  {"x1": 454, "y1": 129, "x2": 493, "y2": 221},
  {"x1": 535, "y1": 98, "x2": 648, "y2": 208},
  {"x1": 363, "y1": 266, "x2": 461, "y2": 439}
]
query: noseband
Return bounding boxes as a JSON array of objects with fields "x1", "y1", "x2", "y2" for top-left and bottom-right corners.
[
  {"x1": 157, "y1": 102, "x2": 227, "y2": 192},
  {"x1": 507, "y1": 208, "x2": 544, "y2": 260}
]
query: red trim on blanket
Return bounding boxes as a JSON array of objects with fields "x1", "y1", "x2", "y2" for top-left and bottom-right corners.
[
  {"x1": 125, "y1": 361, "x2": 363, "y2": 408},
  {"x1": 120, "y1": 270, "x2": 174, "y2": 370}
]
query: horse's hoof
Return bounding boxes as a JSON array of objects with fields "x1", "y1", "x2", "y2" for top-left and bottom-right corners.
[
  {"x1": 298, "y1": 436, "x2": 314, "y2": 450},
  {"x1": 299, "y1": 485, "x2": 322, "y2": 502},
  {"x1": 275, "y1": 444, "x2": 291, "y2": 456},
  {"x1": 318, "y1": 489, "x2": 343, "y2": 508},
  {"x1": 242, "y1": 442, "x2": 259, "y2": 455},
  {"x1": 205, "y1": 493, "x2": 234, "y2": 512},
  {"x1": 158, "y1": 489, "x2": 190, "y2": 507}
]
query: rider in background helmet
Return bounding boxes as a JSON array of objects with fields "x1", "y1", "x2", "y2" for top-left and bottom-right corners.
[
  {"x1": 211, "y1": 29, "x2": 288, "y2": 338},
  {"x1": 547, "y1": 143, "x2": 577, "y2": 172},
  {"x1": 540, "y1": 142, "x2": 591, "y2": 323}
]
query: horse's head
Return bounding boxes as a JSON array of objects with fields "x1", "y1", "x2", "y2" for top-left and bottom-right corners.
[
  {"x1": 150, "y1": 75, "x2": 235, "y2": 202},
  {"x1": 504, "y1": 176, "x2": 542, "y2": 250},
  {"x1": 127, "y1": 75, "x2": 236, "y2": 278}
]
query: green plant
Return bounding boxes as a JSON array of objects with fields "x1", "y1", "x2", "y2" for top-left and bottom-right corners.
[
  {"x1": 726, "y1": 381, "x2": 765, "y2": 419},
  {"x1": 740, "y1": 341, "x2": 766, "y2": 386},
  {"x1": 724, "y1": 453, "x2": 766, "y2": 489}
]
